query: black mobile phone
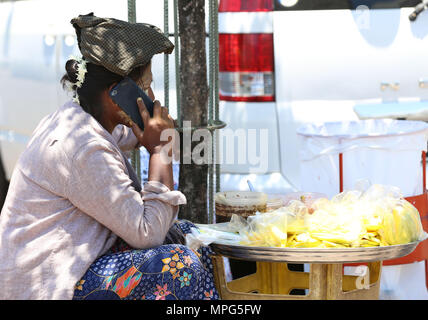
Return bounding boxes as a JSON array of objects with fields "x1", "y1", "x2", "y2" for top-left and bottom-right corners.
[{"x1": 109, "y1": 77, "x2": 154, "y2": 131}]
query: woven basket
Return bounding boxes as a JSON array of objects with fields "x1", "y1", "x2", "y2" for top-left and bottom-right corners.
[
  {"x1": 214, "y1": 191, "x2": 268, "y2": 222},
  {"x1": 215, "y1": 202, "x2": 267, "y2": 218}
]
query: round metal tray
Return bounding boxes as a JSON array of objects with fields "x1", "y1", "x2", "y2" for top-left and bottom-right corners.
[{"x1": 210, "y1": 239, "x2": 424, "y2": 264}]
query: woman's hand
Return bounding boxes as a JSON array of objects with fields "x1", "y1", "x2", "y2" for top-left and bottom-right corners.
[
  {"x1": 131, "y1": 95, "x2": 176, "y2": 191},
  {"x1": 130, "y1": 97, "x2": 175, "y2": 155}
]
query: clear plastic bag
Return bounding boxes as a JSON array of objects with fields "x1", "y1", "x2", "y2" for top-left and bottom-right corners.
[
  {"x1": 238, "y1": 208, "x2": 288, "y2": 247},
  {"x1": 304, "y1": 191, "x2": 366, "y2": 247},
  {"x1": 184, "y1": 224, "x2": 242, "y2": 251},
  {"x1": 235, "y1": 184, "x2": 426, "y2": 248},
  {"x1": 379, "y1": 198, "x2": 425, "y2": 245},
  {"x1": 357, "y1": 184, "x2": 425, "y2": 245},
  {"x1": 187, "y1": 184, "x2": 426, "y2": 249},
  {"x1": 231, "y1": 201, "x2": 309, "y2": 247}
]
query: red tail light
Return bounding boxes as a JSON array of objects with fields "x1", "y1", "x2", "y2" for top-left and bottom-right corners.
[
  {"x1": 219, "y1": 0, "x2": 273, "y2": 12},
  {"x1": 219, "y1": 34, "x2": 275, "y2": 102}
]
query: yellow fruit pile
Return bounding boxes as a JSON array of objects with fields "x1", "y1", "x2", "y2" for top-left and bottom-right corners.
[{"x1": 237, "y1": 185, "x2": 425, "y2": 248}]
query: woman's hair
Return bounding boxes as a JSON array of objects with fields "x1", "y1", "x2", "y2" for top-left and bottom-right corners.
[{"x1": 61, "y1": 59, "x2": 148, "y2": 122}]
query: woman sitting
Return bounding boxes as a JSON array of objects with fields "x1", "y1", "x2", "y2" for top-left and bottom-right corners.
[{"x1": 0, "y1": 13, "x2": 219, "y2": 300}]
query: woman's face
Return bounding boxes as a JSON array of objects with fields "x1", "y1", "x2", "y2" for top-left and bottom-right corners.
[{"x1": 106, "y1": 62, "x2": 155, "y2": 130}]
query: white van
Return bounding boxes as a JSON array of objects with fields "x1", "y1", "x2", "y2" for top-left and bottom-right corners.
[
  {"x1": 3, "y1": 0, "x2": 428, "y2": 196},
  {"x1": 218, "y1": 0, "x2": 428, "y2": 194},
  {"x1": 0, "y1": 0, "x2": 427, "y2": 299}
]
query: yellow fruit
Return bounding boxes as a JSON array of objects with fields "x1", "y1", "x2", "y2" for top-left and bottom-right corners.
[
  {"x1": 380, "y1": 200, "x2": 424, "y2": 245},
  {"x1": 287, "y1": 218, "x2": 306, "y2": 234},
  {"x1": 365, "y1": 224, "x2": 381, "y2": 232},
  {"x1": 319, "y1": 240, "x2": 343, "y2": 248},
  {"x1": 362, "y1": 232, "x2": 381, "y2": 244},
  {"x1": 359, "y1": 239, "x2": 380, "y2": 247},
  {"x1": 287, "y1": 232, "x2": 323, "y2": 247},
  {"x1": 310, "y1": 232, "x2": 353, "y2": 246}
]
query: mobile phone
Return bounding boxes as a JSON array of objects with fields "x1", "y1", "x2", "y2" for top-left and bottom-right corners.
[{"x1": 109, "y1": 77, "x2": 154, "y2": 131}]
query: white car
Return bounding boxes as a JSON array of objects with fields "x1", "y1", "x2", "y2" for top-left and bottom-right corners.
[{"x1": 1, "y1": 0, "x2": 427, "y2": 299}]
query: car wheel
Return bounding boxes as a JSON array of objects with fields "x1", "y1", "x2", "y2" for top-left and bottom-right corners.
[{"x1": 0, "y1": 156, "x2": 9, "y2": 212}]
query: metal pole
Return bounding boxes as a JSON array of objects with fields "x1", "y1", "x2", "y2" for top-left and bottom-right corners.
[
  {"x1": 207, "y1": 0, "x2": 220, "y2": 222},
  {"x1": 173, "y1": 0, "x2": 181, "y2": 125},
  {"x1": 127, "y1": 0, "x2": 136, "y2": 23},
  {"x1": 213, "y1": 0, "x2": 221, "y2": 194},
  {"x1": 164, "y1": 0, "x2": 170, "y2": 111},
  {"x1": 208, "y1": 0, "x2": 215, "y2": 223},
  {"x1": 128, "y1": 0, "x2": 141, "y2": 181}
]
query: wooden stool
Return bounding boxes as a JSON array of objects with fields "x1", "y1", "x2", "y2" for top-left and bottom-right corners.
[{"x1": 211, "y1": 255, "x2": 382, "y2": 300}]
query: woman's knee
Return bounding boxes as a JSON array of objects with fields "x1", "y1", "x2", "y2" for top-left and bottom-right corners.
[
  {"x1": 163, "y1": 244, "x2": 198, "y2": 258},
  {"x1": 159, "y1": 244, "x2": 205, "y2": 270}
]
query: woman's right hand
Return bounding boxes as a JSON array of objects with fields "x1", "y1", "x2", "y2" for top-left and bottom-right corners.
[{"x1": 130, "y1": 97, "x2": 175, "y2": 155}]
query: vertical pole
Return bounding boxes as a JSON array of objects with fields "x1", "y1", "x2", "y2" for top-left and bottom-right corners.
[
  {"x1": 127, "y1": 0, "x2": 136, "y2": 23},
  {"x1": 213, "y1": 0, "x2": 220, "y2": 194},
  {"x1": 208, "y1": 0, "x2": 220, "y2": 222},
  {"x1": 208, "y1": 0, "x2": 215, "y2": 223},
  {"x1": 164, "y1": 0, "x2": 170, "y2": 111},
  {"x1": 128, "y1": 0, "x2": 141, "y2": 181},
  {"x1": 177, "y1": 0, "x2": 209, "y2": 223},
  {"x1": 173, "y1": 0, "x2": 181, "y2": 125}
]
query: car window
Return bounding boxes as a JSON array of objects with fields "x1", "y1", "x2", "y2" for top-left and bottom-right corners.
[{"x1": 275, "y1": 0, "x2": 421, "y2": 10}]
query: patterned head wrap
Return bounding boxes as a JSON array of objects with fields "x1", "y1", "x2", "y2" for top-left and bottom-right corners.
[{"x1": 71, "y1": 13, "x2": 174, "y2": 76}]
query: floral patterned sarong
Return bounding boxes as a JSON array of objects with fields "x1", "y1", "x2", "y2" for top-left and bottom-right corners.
[{"x1": 72, "y1": 221, "x2": 219, "y2": 300}]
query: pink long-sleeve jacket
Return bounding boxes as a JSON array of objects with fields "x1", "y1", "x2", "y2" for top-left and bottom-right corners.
[{"x1": 0, "y1": 100, "x2": 186, "y2": 299}]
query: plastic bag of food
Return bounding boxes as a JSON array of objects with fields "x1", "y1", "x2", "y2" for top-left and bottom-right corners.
[
  {"x1": 352, "y1": 185, "x2": 397, "y2": 237},
  {"x1": 228, "y1": 213, "x2": 249, "y2": 232},
  {"x1": 379, "y1": 199, "x2": 425, "y2": 245},
  {"x1": 214, "y1": 184, "x2": 425, "y2": 248},
  {"x1": 238, "y1": 208, "x2": 289, "y2": 247},
  {"x1": 352, "y1": 184, "x2": 425, "y2": 246},
  {"x1": 283, "y1": 200, "x2": 309, "y2": 234},
  {"x1": 236, "y1": 200, "x2": 311, "y2": 247},
  {"x1": 185, "y1": 224, "x2": 242, "y2": 250},
  {"x1": 304, "y1": 190, "x2": 367, "y2": 247},
  {"x1": 282, "y1": 192, "x2": 328, "y2": 214}
]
